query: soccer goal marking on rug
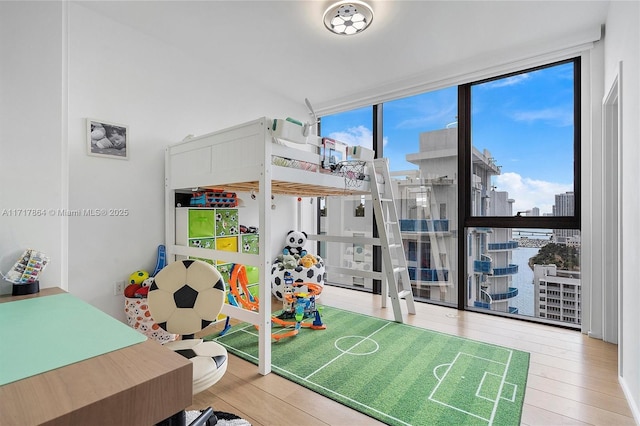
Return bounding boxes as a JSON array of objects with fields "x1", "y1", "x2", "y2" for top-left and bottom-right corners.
[{"x1": 429, "y1": 350, "x2": 517, "y2": 425}]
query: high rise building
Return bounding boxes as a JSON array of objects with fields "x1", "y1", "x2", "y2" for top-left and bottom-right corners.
[
  {"x1": 553, "y1": 191, "x2": 580, "y2": 243},
  {"x1": 533, "y1": 264, "x2": 581, "y2": 324},
  {"x1": 553, "y1": 191, "x2": 575, "y2": 216},
  {"x1": 396, "y1": 127, "x2": 458, "y2": 303},
  {"x1": 398, "y1": 126, "x2": 519, "y2": 312}
]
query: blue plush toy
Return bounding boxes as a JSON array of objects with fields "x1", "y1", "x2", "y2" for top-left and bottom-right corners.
[{"x1": 283, "y1": 230, "x2": 308, "y2": 257}]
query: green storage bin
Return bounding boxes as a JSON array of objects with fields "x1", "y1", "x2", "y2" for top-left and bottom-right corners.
[
  {"x1": 188, "y1": 209, "x2": 215, "y2": 238},
  {"x1": 189, "y1": 256, "x2": 215, "y2": 266},
  {"x1": 216, "y1": 263, "x2": 233, "y2": 284},
  {"x1": 245, "y1": 266, "x2": 260, "y2": 284},
  {"x1": 215, "y1": 209, "x2": 239, "y2": 237},
  {"x1": 241, "y1": 234, "x2": 259, "y2": 254},
  {"x1": 189, "y1": 238, "x2": 215, "y2": 249}
]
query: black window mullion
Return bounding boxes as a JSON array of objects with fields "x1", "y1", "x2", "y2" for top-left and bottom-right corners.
[
  {"x1": 458, "y1": 85, "x2": 471, "y2": 310},
  {"x1": 573, "y1": 57, "x2": 582, "y2": 227},
  {"x1": 372, "y1": 104, "x2": 383, "y2": 295}
]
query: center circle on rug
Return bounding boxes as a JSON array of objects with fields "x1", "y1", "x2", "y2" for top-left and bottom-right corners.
[{"x1": 334, "y1": 335, "x2": 380, "y2": 356}]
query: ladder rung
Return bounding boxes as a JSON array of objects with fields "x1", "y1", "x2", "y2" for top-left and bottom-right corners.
[
  {"x1": 398, "y1": 290, "x2": 412, "y2": 299},
  {"x1": 388, "y1": 243, "x2": 401, "y2": 249},
  {"x1": 380, "y1": 198, "x2": 393, "y2": 203},
  {"x1": 393, "y1": 267, "x2": 405, "y2": 275},
  {"x1": 385, "y1": 221, "x2": 397, "y2": 225}
]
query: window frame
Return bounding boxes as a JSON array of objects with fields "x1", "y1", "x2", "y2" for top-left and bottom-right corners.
[
  {"x1": 459, "y1": 57, "x2": 582, "y2": 230},
  {"x1": 458, "y1": 57, "x2": 581, "y2": 311}
]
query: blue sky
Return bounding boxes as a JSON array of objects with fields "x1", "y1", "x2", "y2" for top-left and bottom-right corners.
[{"x1": 321, "y1": 62, "x2": 575, "y2": 215}]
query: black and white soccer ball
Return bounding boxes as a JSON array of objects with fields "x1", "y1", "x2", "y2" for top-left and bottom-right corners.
[
  {"x1": 271, "y1": 254, "x2": 325, "y2": 301},
  {"x1": 148, "y1": 259, "x2": 226, "y2": 335}
]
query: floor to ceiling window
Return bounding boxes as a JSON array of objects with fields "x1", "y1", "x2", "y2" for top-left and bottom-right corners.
[
  {"x1": 462, "y1": 58, "x2": 581, "y2": 327},
  {"x1": 319, "y1": 58, "x2": 581, "y2": 327}
]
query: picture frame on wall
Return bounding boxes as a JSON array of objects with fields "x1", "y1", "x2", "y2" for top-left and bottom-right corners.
[{"x1": 86, "y1": 118, "x2": 129, "y2": 160}]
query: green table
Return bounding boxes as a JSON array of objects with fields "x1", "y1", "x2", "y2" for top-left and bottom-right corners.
[{"x1": 0, "y1": 292, "x2": 146, "y2": 385}]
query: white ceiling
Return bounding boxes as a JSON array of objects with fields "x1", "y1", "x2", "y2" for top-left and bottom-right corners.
[{"x1": 79, "y1": 0, "x2": 609, "y2": 111}]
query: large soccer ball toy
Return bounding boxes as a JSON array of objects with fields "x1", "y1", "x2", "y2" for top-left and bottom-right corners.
[{"x1": 148, "y1": 259, "x2": 225, "y2": 335}]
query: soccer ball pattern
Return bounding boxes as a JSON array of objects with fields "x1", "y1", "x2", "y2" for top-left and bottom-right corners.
[
  {"x1": 271, "y1": 254, "x2": 325, "y2": 301},
  {"x1": 129, "y1": 270, "x2": 149, "y2": 285},
  {"x1": 124, "y1": 297, "x2": 177, "y2": 344},
  {"x1": 147, "y1": 259, "x2": 229, "y2": 394},
  {"x1": 149, "y1": 259, "x2": 226, "y2": 335}
]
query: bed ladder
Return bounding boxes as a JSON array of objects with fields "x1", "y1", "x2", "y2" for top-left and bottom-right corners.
[{"x1": 370, "y1": 158, "x2": 416, "y2": 322}]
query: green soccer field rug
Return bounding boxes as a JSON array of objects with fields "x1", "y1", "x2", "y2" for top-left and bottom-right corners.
[{"x1": 206, "y1": 306, "x2": 530, "y2": 426}]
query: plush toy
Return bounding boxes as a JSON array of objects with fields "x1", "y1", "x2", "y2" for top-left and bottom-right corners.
[
  {"x1": 283, "y1": 230, "x2": 308, "y2": 257},
  {"x1": 282, "y1": 254, "x2": 298, "y2": 270},
  {"x1": 274, "y1": 254, "x2": 298, "y2": 271},
  {"x1": 299, "y1": 254, "x2": 318, "y2": 268}
]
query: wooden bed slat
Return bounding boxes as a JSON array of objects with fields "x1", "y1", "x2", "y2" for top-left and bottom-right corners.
[{"x1": 201, "y1": 180, "x2": 370, "y2": 197}]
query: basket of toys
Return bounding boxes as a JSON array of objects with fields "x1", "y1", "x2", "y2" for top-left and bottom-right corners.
[{"x1": 124, "y1": 270, "x2": 177, "y2": 344}]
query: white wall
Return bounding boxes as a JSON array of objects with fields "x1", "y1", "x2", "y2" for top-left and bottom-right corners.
[
  {"x1": 0, "y1": 1, "x2": 67, "y2": 293},
  {"x1": 603, "y1": 1, "x2": 640, "y2": 421},
  {"x1": 66, "y1": 3, "x2": 308, "y2": 319},
  {"x1": 1, "y1": 2, "x2": 306, "y2": 320}
]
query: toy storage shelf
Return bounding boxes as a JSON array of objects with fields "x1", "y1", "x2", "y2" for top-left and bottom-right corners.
[
  {"x1": 175, "y1": 206, "x2": 259, "y2": 285},
  {"x1": 165, "y1": 117, "x2": 376, "y2": 375}
]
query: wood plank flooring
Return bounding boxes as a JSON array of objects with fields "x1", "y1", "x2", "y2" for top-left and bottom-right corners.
[{"x1": 189, "y1": 286, "x2": 634, "y2": 425}]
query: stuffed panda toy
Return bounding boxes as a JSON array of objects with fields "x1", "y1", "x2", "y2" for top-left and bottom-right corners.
[{"x1": 283, "y1": 230, "x2": 308, "y2": 257}]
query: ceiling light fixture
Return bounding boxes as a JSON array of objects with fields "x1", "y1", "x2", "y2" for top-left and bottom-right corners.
[{"x1": 323, "y1": 1, "x2": 374, "y2": 36}]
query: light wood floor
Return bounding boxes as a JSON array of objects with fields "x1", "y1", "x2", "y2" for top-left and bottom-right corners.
[{"x1": 188, "y1": 286, "x2": 635, "y2": 425}]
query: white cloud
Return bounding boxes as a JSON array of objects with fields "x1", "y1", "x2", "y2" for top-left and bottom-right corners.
[
  {"x1": 511, "y1": 107, "x2": 573, "y2": 127},
  {"x1": 328, "y1": 125, "x2": 388, "y2": 147},
  {"x1": 395, "y1": 102, "x2": 457, "y2": 130},
  {"x1": 481, "y1": 73, "x2": 530, "y2": 88},
  {"x1": 493, "y1": 172, "x2": 572, "y2": 215}
]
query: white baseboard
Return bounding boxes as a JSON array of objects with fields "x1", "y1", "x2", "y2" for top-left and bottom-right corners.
[{"x1": 619, "y1": 375, "x2": 640, "y2": 424}]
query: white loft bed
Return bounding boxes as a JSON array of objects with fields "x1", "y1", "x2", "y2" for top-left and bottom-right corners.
[{"x1": 164, "y1": 116, "x2": 376, "y2": 375}]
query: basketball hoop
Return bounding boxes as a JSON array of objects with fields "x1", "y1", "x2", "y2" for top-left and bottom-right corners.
[{"x1": 336, "y1": 160, "x2": 366, "y2": 189}]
